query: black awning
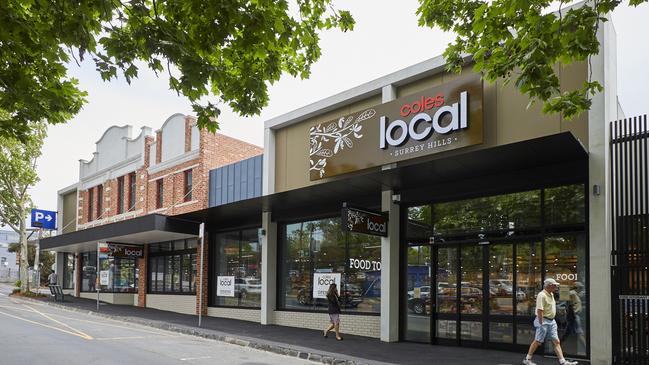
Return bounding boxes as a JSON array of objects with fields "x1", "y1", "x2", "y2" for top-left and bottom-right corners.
[
  {"x1": 178, "y1": 132, "x2": 588, "y2": 227},
  {"x1": 41, "y1": 214, "x2": 199, "y2": 253}
]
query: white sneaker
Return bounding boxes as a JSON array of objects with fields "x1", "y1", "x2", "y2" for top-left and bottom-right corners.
[
  {"x1": 561, "y1": 361, "x2": 578, "y2": 365},
  {"x1": 522, "y1": 358, "x2": 537, "y2": 365}
]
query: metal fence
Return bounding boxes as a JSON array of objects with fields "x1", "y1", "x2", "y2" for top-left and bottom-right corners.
[
  {"x1": 611, "y1": 115, "x2": 649, "y2": 364},
  {"x1": 0, "y1": 268, "x2": 19, "y2": 283}
]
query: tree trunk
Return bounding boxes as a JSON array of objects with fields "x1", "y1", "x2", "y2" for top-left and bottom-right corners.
[{"x1": 19, "y1": 217, "x2": 29, "y2": 292}]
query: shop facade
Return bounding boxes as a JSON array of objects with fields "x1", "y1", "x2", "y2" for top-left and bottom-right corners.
[{"x1": 42, "y1": 16, "x2": 623, "y2": 365}]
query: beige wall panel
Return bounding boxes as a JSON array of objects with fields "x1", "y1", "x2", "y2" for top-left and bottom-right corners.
[
  {"x1": 495, "y1": 68, "x2": 561, "y2": 145},
  {"x1": 559, "y1": 61, "x2": 589, "y2": 147},
  {"x1": 396, "y1": 74, "x2": 444, "y2": 98},
  {"x1": 275, "y1": 95, "x2": 382, "y2": 192},
  {"x1": 273, "y1": 63, "x2": 589, "y2": 193},
  {"x1": 274, "y1": 128, "x2": 288, "y2": 192},
  {"x1": 62, "y1": 191, "x2": 77, "y2": 233}
]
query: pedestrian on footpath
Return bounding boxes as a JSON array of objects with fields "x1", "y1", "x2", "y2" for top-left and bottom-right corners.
[
  {"x1": 323, "y1": 283, "x2": 343, "y2": 341},
  {"x1": 48, "y1": 271, "x2": 57, "y2": 286},
  {"x1": 523, "y1": 278, "x2": 577, "y2": 365}
]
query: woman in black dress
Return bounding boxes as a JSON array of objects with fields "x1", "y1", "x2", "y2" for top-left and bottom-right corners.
[{"x1": 323, "y1": 283, "x2": 343, "y2": 340}]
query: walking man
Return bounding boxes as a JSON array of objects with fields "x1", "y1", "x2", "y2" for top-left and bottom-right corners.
[
  {"x1": 48, "y1": 270, "x2": 57, "y2": 286},
  {"x1": 523, "y1": 278, "x2": 578, "y2": 365}
]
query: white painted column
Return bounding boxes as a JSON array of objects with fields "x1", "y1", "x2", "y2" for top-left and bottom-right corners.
[
  {"x1": 588, "y1": 17, "x2": 616, "y2": 365},
  {"x1": 261, "y1": 211, "x2": 277, "y2": 325},
  {"x1": 55, "y1": 251, "x2": 65, "y2": 285},
  {"x1": 263, "y1": 128, "x2": 276, "y2": 196},
  {"x1": 380, "y1": 190, "x2": 400, "y2": 342}
]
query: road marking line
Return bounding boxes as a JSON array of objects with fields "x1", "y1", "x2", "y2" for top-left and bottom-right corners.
[
  {"x1": 22, "y1": 304, "x2": 94, "y2": 340},
  {"x1": 95, "y1": 336, "x2": 146, "y2": 341},
  {"x1": 45, "y1": 314, "x2": 177, "y2": 336},
  {"x1": 0, "y1": 292, "x2": 6, "y2": 296},
  {"x1": 0, "y1": 309, "x2": 93, "y2": 340},
  {"x1": 180, "y1": 356, "x2": 212, "y2": 361}
]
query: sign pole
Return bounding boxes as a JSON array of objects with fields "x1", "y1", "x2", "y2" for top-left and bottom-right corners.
[
  {"x1": 198, "y1": 223, "x2": 205, "y2": 328},
  {"x1": 96, "y1": 242, "x2": 100, "y2": 312}
]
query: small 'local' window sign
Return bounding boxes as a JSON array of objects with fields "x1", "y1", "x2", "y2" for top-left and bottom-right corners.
[
  {"x1": 313, "y1": 272, "x2": 341, "y2": 299},
  {"x1": 216, "y1": 276, "x2": 235, "y2": 297},
  {"x1": 341, "y1": 206, "x2": 388, "y2": 237}
]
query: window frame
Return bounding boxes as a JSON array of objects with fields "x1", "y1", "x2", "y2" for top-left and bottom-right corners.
[
  {"x1": 147, "y1": 239, "x2": 197, "y2": 295},
  {"x1": 96, "y1": 184, "x2": 103, "y2": 220},
  {"x1": 88, "y1": 188, "x2": 94, "y2": 221},
  {"x1": 209, "y1": 227, "x2": 263, "y2": 309},
  {"x1": 184, "y1": 169, "x2": 193, "y2": 202},
  {"x1": 117, "y1": 176, "x2": 125, "y2": 214},
  {"x1": 277, "y1": 215, "x2": 382, "y2": 316},
  {"x1": 156, "y1": 179, "x2": 164, "y2": 209},
  {"x1": 128, "y1": 172, "x2": 136, "y2": 211}
]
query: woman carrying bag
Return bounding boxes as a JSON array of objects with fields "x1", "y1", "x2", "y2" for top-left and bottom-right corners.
[{"x1": 323, "y1": 283, "x2": 343, "y2": 341}]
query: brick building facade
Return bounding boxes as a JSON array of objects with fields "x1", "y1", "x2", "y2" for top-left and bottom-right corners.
[{"x1": 77, "y1": 114, "x2": 261, "y2": 228}]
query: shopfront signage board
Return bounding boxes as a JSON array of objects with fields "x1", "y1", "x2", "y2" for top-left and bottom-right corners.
[
  {"x1": 309, "y1": 73, "x2": 483, "y2": 180},
  {"x1": 313, "y1": 272, "x2": 341, "y2": 299},
  {"x1": 341, "y1": 206, "x2": 388, "y2": 237},
  {"x1": 216, "y1": 276, "x2": 235, "y2": 297},
  {"x1": 105, "y1": 243, "x2": 144, "y2": 258}
]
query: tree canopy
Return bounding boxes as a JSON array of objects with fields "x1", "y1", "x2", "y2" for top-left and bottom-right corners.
[
  {"x1": 0, "y1": 0, "x2": 354, "y2": 142},
  {"x1": 417, "y1": 0, "x2": 647, "y2": 119}
]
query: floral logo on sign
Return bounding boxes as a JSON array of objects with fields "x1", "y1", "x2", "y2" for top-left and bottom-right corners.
[
  {"x1": 309, "y1": 108, "x2": 375, "y2": 178},
  {"x1": 346, "y1": 209, "x2": 366, "y2": 231}
]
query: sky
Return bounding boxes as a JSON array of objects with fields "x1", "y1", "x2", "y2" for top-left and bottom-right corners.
[{"x1": 29, "y1": 0, "x2": 649, "y2": 215}]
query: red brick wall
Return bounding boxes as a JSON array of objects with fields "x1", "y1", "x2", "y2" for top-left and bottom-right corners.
[{"x1": 137, "y1": 246, "x2": 148, "y2": 307}]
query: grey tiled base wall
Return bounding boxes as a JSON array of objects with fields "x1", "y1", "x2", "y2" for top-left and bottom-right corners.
[
  {"x1": 207, "y1": 307, "x2": 261, "y2": 323},
  {"x1": 271, "y1": 311, "x2": 380, "y2": 338}
]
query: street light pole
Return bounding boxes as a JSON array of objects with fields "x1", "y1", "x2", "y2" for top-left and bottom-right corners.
[{"x1": 198, "y1": 222, "x2": 205, "y2": 327}]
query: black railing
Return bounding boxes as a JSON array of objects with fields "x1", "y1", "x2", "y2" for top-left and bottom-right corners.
[{"x1": 611, "y1": 115, "x2": 649, "y2": 365}]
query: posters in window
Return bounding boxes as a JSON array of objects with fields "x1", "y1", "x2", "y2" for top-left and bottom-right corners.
[
  {"x1": 216, "y1": 276, "x2": 235, "y2": 297},
  {"x1": 99, "y1": 270, "x2": 109, "y2": 285},
  {"x1": 313, "y1": 272, "x2": 341, "y2": 299}
]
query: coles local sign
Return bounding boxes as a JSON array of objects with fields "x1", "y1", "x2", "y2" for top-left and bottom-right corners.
[{"x1": 309, "y1": 73, "x2": 483, "y2": 180}]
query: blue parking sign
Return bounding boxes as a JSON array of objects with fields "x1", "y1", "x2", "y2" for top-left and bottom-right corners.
[{"x1": 31, "y1": 208, "x2": 57, "y2": 230}]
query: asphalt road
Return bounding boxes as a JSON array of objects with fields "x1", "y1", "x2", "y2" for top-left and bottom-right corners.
[{"x1": 0, "y1": 285, "x2": 309, "y2": 365}]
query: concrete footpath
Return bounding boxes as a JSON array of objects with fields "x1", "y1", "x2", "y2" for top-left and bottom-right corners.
[{"x1": 12, "y1": 293, "x2": 570, "y2": 365}]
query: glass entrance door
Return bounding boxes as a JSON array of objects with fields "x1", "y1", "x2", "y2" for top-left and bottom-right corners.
[{"x1": 428, "y1": 241, "x2": 540, "y2": 348}]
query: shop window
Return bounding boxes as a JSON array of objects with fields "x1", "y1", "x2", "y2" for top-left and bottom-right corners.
[
  {"x1": 544, "y1": 234, "x2": 587, "y2": 357},
  {"x1": 81, "y1": 251, "x2": 97, "y2": 292},
  {"x1": 212, "y1": 228, "x2": 262, "y2": 308},
  {"x1": 117, "y1": 176, "x2": 125, "y2": 214},
  {"x1": 80, "y1": 250, "x2": 138, "y2": 293},
  {"x1": 128, "y1": 172, "x2": 136, "y2": 210},
  {"x1": 516, "y1": 241, "x2": 542, "y2": 316},
  {"x1": 148, "y1": 239, "x2": 197, "y2": 294},
  {"x1": 406, "y1": 205, "x2": 432, "y2": 243},
  {"x1": 404, "y1": 245, "x2": 432, "y2": 342},
  {"x1": 63, "y1": 253, "x2": 75, "y2": 289},
  {"x1": 279, "y1": 217, "x2": 381, "y2": 314},
  {"x1": 184, "y1": 169, "x2": 192, "y2": 202},
  {"x1": 433, "y1": 190, "x2": 541, "y2": 236},
  {"x1": 544, "y1": 184, "x2": 586, "y2": 226}
]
